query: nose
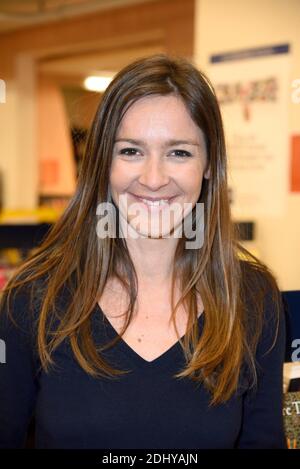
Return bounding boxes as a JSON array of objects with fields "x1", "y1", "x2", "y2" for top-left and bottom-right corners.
[{"x1": 138, "y1": 154, "x2": 170, "y2": 190}]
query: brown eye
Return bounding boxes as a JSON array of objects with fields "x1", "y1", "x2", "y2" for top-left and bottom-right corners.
[
  {"x1": 171, "y1": 150, "x2": 192, "y2": 158},
  {"x1": 119, "y1": 148, "x2": 140, "y2": 156}
]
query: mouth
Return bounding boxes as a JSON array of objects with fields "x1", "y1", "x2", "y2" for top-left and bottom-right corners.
[{"x1": 128, "y1": 192, "x2": 178, "y2": 209}]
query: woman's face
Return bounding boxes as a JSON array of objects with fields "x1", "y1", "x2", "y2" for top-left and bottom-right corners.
[{"x1": 109, "y1": 94, "x2": 209, "y2": 239}]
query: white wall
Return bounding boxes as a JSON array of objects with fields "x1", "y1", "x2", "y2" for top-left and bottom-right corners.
[
  {"x1": 0, "y1": 79, "x2": 19, "y2": 209},
  {"x1": 0, "y1": 53, "x2": 76, "y2": 209},
  {"x1": 194, "y1": 0, "x2": 300, "y2": 290},
  {"x1": 0, "y1": 54, "x2": 38, "y2": 210}
]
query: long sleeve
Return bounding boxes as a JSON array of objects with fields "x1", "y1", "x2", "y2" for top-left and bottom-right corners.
[
  {"x1": 0, "y1": 287, "x2": 39, "y2": 448},
  {"x1": 235, "y1": 290, "x2": 287, "y2": 449}
]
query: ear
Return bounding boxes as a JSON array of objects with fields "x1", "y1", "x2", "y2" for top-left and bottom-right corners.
[{"x1": 204, "y1": 166, "x2": 210, "y2": 179}]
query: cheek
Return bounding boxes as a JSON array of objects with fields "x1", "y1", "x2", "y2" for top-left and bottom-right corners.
[
  {"x1": 180, "y1": 165, "x2": 204, "y2": 198},
  {"x1": 109, "y1": 162, "x2": 132, "y2": 193}
]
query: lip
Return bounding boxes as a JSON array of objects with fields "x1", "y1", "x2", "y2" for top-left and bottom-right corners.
[{"x1": 128, "y1": 193, "x2": 177, "y2": 202}]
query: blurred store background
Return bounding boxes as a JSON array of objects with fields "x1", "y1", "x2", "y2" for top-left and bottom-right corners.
[{"x1": 0, "y1": 0, "x2": 299, "y2": 291}]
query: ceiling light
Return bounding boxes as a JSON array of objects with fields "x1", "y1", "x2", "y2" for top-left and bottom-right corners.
[{"x1": 83, "y1": 75, "x2": 114, "y2": 92}]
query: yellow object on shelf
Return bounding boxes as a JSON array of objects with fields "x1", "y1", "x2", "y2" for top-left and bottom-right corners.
[
  {"x1": 2, "y1": 248, "x2": 23, "y2": 265},
  {"x1": 0, "y1": 207, "x2": 62, "y2": 224}
]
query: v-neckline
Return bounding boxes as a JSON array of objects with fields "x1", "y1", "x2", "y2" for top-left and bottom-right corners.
[{"x1": 95, "y1": 302, "x2": 205, "y2": 369}]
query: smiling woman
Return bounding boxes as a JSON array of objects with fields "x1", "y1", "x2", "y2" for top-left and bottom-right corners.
[
  {"x1": 110, "y1": 94, "x2": 209, "y2": 240},
  {"x1": 0, "y1": 53, "x2": 286, "y2": 449}
]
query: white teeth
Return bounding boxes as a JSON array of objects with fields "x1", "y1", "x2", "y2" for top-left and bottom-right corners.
[{"x1": 141, "y1": 198, "x2": 169, "y2": 206}]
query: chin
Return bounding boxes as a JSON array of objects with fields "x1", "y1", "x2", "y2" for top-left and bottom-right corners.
[{"x1": 128, "y1": 223, "x2": 178, "y2": 240}]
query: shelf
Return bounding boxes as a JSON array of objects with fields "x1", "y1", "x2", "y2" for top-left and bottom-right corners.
[{"x1": 0, "y1": 223, "x2": 53, "y2": 249}]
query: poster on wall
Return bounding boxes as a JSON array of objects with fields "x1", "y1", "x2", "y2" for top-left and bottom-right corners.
[{"x1": 209, "y1": 44, "x2": 290, "y2": 219}]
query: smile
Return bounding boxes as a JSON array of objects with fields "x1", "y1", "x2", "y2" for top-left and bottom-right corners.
[
  {"x1": 140, "y1": 198, "x2": 169, "y2": 206},
  {"x1": 129, "y1": 193, "x2": 177, "y2": 209}
]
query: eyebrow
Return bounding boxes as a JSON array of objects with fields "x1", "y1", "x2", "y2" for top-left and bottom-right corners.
[{"x1": 114, "y1": 138, "x2": 201, "y2": 147}]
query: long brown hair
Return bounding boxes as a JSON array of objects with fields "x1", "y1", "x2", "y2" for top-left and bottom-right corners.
[{"x1": 1, "y1": 53, "x2": 282, "y2": 405}]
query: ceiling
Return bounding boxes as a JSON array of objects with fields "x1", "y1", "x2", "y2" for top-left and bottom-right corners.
[
  {"x1": 0, "y1": 0, "x2": 164, "y2": 86},
  {"x1": 38, "y1": 42, "x2": 165, "y2": 78},
  {"x1": 0, "y1": 0, "x2": 154, "y2": 33}
]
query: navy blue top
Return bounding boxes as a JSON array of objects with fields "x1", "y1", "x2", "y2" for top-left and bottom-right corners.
[{"x1": 0, "y1": 284, "x2": 287, "y2": 449}]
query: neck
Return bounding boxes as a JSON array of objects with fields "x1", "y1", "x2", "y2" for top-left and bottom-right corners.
[{"x1": 125, "y1": 235, "x2": 179, "y2": 286}]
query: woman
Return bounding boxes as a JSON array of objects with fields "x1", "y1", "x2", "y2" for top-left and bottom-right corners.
[{"x1": 0, "y1": 53, "x2": 286, "y2": 449}]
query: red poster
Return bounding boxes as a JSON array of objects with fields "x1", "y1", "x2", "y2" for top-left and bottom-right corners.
[
  {"x1": 40, "y1": 159, "x2": 59, "y2": 186},
  {"x1": 291, "y1": 135, "x2": 300, "y2": 192}
]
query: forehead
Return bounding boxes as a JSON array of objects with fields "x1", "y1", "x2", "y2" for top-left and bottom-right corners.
[{"x1": 116, "y1": 95, "x2": 203, "y2": 141}]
